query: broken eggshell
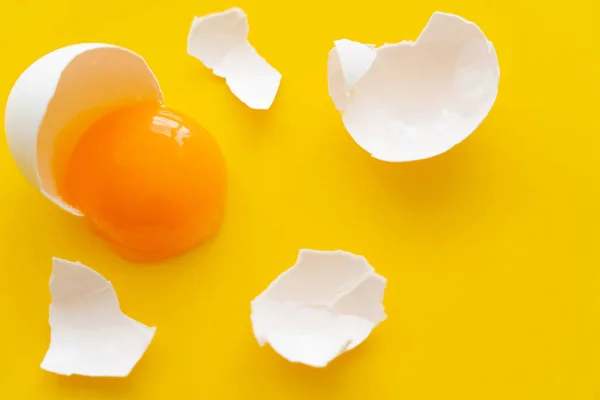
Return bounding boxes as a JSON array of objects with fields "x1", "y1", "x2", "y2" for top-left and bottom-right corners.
[
  {"x1": 187, "y1": 7, "x2": 281, "y2": 110},
  {"x1": 41, "y1": 258, "x2": 156, "y2": 377},
  {"x1": 328, "y1": 39, "x2": 376, "y2": 113},
  {"x1": 251, "y1": 249, "x2": 387, "y2": 367},
  {"x1": 4, "y1": 43, "x2": 163, "y2": 215},
  {"x1": 328, "y1": 12, "x2": 499, "y2": 162}
]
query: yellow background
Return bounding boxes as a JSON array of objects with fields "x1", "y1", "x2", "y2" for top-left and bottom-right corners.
[{"x1": 1, "y1": 0, "x2": 599, "y2": 398}]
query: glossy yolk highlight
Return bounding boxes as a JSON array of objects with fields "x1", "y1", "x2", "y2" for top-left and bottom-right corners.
[{"x1": 59, "y1": 104, "x2": 227, "y2": 262}]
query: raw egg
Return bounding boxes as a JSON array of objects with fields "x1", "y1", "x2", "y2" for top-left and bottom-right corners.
[
  {"x1": 5, "y1": 44, "x2": 227, "y2": 262},
  {"x1": 59, "y1": 105, "x2": 226, "y2": 262}
]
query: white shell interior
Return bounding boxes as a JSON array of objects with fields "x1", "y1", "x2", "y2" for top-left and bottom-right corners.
[
  {"x1": 251, "y1": 249, "x2": 387, "y2": 367},
  {"x1": 41, "y1": 258, "x2": 156, "y2": 377},
  {"x1": 187, "y1": 7, "x2": 281, "y2": 110},
  {"x1": 328, "y1": 12, "x2": 500, "y2": 162}
]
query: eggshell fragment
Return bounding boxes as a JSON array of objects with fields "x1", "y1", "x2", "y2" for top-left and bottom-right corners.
[
  {"x1": 328, "y1": 12, "x2": 500, "y2": 162},
  {"x1": 328, "y1": 39, "x2": 376, "y2": 112},
  {"x1": 41, "y1": 258, "x2": 156, "y2": 377},
  {"x1": 5, "y1": 44, "x2": 163, "y2": 215},
  {"x1": 187, "y1": 7, "x2": 281, "y2": 110},
  {"x1": 251, "y1": 249, "x2": 387, "y2": 367}
]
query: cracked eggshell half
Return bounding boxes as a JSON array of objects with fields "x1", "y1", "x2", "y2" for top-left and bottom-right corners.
[
  {"x1": 5, "y1": 44, "x2": 163, "y2": 214},
  {"x1": 187, "y1": 7, "x2": 281, "y2": 110},
  {"x1": 41, "y1": 258, "x2": 156, "y2": 377},
  {"x1": 328, "y1": 12, "x2": 499, "y2": 162},
  {"x1": 251, "y1": 249, "x2": 387, "y2": 367}
]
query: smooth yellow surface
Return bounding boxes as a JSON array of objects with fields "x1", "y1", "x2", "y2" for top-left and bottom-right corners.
[{"x1": 0, "y1": 0, "x2": 599, "y2": 398}]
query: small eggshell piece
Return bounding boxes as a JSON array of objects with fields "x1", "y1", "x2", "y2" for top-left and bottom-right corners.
[
  {"x1": 328, "y1": 39, "x2": 376, "y2": 112},
  {"x1": 251, "y1": 249, "x2": 387, "y2": 367},
  {"x1": 187, "y1": 7, "x2": 281, "y2": 110},
  {"x1": 41, "y1": 258, "x2": 156, "y2": 377}
]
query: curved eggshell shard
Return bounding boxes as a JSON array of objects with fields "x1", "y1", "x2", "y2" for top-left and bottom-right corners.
[
  {"x1": 41, "y1": 258, "x2": 156, "y2": 377},
  {"x1": 251, "y1": 249, "x2": 387, "y2": 367},
  {"x1": 328, "y1": 39, "x2": 376, "y2": 112},
  {"x1": 187, "y1": 7, "x2": 281, "y2": 110},
  {"x1": 328, "y1": 12, "x2": 499, "y2": 162}
]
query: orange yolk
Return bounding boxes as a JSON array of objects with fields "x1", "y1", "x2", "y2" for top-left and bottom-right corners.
[{"x1": 58, "y1": 104, "x2": 227, "y2": 262}]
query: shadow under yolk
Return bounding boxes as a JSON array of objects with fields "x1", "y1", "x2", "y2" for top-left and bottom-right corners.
[{"x1": 58, "y1": 104, "x2": 227, "y2": 262}]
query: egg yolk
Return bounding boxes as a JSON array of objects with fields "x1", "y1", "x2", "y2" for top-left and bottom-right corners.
[{"x1": 58, "y1": 104, "x2": 227, "y2": 262}]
